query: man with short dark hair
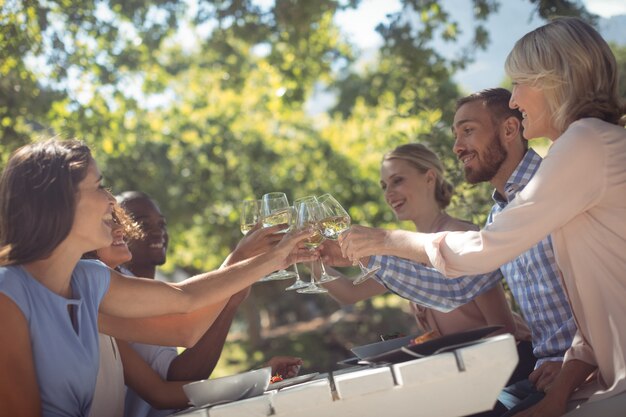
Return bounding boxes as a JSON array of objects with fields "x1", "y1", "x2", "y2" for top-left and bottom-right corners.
[
  {"x1": 346, "y1": 88, "x2": 577, "y2": 415},
  {"x1": 118, "y1": 191, "x2": 302, "y2": 417}
]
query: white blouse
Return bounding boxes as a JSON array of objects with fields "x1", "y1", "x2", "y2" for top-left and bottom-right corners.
[{"x1": 425, "y1": 118, "x2": 626, "y2": 402}]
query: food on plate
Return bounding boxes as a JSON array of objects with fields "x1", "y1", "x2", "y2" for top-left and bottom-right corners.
[
  {"x1": 409, "y1": 330, "x2": 441, "y2": 346},
  {"x1": 379, "y1": 332, "x2": 406, "y2": 341},
  {"x1": 270, "y1": 373, "x2": 284, "y2": 384}
]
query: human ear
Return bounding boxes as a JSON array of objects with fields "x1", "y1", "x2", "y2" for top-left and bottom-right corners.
[
  {"x1": 502, "y1": 117, "x2": 521, "y2": 142},
  {"x1": 425, "y1": 169, "x2": 437, "y2": 185}
]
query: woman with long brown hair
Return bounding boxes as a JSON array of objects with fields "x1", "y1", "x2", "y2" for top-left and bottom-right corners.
[{"x1": 0, "y1": 139, "x2": 313, "y2": 416}]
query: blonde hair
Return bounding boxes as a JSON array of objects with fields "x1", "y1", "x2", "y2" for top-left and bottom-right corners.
[
  {"x1": 505, "y1": 17, "x2": 625, "y2": 133},
  {"x1": 383, "y1": 143, "x2": 453, "y2": 209}
]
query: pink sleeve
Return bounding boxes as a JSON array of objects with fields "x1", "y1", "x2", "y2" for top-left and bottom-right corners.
[
  {"x1": 424, "y1": 121, "x2": 606, "y2": 277},
  {"x1": 564, "y1": 330, "x2": 597, "y2": 367},
  {"x1": 424, "y1": 232, "x2": 454, "y2": 273}
]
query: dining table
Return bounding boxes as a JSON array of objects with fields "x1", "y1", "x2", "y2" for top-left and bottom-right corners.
[{"x1": 170, "y1": 333, "x2": 518, "y2": 417}]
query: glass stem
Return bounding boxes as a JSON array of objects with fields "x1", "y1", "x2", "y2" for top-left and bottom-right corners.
[
  {"x1": 358, "y1": 260, "x2": 368, "y2": 272},
  {"x1": 319, "y1": 259, "x2": 329, "y2": 276},
  {"x1": 310, "y1": 261, "x2": 318, "y2": 284}
]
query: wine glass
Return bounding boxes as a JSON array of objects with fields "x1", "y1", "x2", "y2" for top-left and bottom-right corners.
[
  {"x1": 240, "y1": 199, "x2": 261, "y2": 235},
  {"x1": 294, "y1": 198, "x2": 329, "y2": 294},
  {"x1": 318, "y1": 193, "x2": 380, "y2": 285},
  {"x1": 286, "y1": 196, "x2": 319, "y2": 291},
  {"x1": 284, "y1": 205, "x2": 310, "y2": 291},
  {"x1": 259, "y1": 192, "x2": 297, "y2": 281}
]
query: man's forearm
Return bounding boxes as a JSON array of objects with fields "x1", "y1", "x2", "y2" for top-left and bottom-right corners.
[{"x1": 542, "y1": 359, "x2": 597, "y2": 405}]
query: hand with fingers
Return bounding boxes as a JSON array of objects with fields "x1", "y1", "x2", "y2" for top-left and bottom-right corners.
[
  {"x1": 274, "y1": 228, "x2": 320, "y2": 270},
  {"x1": 338, "y1": 225, "x2": 389, "y2": 264},
  {"x1": 265, "y1": 356, "x2": 303, "y2": 379},
  {"x1": 231, "y1": 223, "x2": 287, "y2": 261},
  {"x1": 529, "y1": 360, "x2": 563, "y2": 392},
  {"x1": 318, "y1": 239, "x2": 353, "y2": 267}
]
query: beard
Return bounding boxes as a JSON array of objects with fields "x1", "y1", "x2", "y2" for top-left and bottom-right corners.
[{"x1": 463, "y1": 133, "x2": 508, "y2": 184}]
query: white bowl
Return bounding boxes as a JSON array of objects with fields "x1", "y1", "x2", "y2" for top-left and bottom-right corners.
[{"x1": 183, "y1": 367, "x2": 272, "y2": 407}]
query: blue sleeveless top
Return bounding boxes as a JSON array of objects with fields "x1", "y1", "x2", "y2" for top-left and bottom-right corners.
[{"x1": 0, "y1": 260, "x2": 110, "y2": 417}]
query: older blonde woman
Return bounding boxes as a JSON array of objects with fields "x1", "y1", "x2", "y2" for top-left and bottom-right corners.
[{"x1": 339, "y1": 18, "x2": 626, "y2": 417}]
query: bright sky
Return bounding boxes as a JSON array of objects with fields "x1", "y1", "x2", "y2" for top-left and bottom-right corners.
[
  {"x1": 336, "y1": 0, "x2": 626, "y2": 49},
  {"x1": 584, "y1": 0, "x2": 626, "y2": 17},
  {"x1": 333, "y1": 0, "x2": 626, "y2": 94}
]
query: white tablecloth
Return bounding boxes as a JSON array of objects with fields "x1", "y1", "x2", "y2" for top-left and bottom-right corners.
[{"x1": 172, "y1": 334, "x2": 518, "y2": 417}]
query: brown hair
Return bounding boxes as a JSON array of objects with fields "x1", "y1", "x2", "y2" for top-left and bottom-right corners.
[
  {"x1": 383, "y1": 143, "x2": 454, "y2": 209},
  {"x1": 505, "y1": 17, "x2": 626, "y2": 132},
  {"x1": 456, "y1": 88, "x2": 527, "y2": 149},
  {"x1": 0, "y1": 139, "x2": 92, "y2": 265}
]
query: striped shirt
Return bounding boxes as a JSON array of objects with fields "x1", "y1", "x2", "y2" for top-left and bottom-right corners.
[{"x1": 371, "y1": 149, "x2": 577, "y2": 366}]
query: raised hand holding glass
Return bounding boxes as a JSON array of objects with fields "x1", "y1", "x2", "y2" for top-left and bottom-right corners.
[{"x1": 317, "y1": 193, "x2": 380, "y2": 285}]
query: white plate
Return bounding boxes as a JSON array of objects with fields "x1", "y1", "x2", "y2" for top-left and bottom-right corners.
[
  {"x1": 183, "y1": 367, "x2": 271, "y2": 407},
  {"x1": 266, "y1": 372, "x2": 319, "y2": 391}
]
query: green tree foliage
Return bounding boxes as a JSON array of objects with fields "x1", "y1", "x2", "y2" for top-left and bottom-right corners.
[
  {"x1": 529, "y1": 0, "x2": 598, "y2": 23},
  {"x1": 1, "y1": 0, "x2": 603, "y2": 372},
  {"x1": 327, "y1": 0, "x2": 504, "y2": 227}
]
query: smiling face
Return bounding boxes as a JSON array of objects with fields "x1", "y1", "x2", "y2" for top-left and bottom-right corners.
[
  {"x1": 380, "y1": 158, "x2": 433, "y2": 222},
  {"x1": 96, "y1": 220, "x2": 132, "y2": 269},
  {"x1": 509, "y1": 83, "x2": 559, "y2": 140},
  {"x1": 123, "y1": 197, "x2": 168, "y2": 267},
  {"x1": 452, "y1": 101, "x2": 508, "y2": 184},
  {"x1": 69, "y1": 160, "x2": 115, "y2": 253}
]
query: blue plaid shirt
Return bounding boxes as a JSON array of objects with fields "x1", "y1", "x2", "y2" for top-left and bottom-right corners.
[{"x1": 371, "y1": 149, "x2": 577, "y2": 366}]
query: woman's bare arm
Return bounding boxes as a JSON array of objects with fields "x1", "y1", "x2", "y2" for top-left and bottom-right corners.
[
  {"x1": 98, "y1": 299, "x2": 228, "y2": 347},
  {"x1": 99, "y1": 224, "x2": 287, "y2": 346},
  {"x1": 339, "y1": 226, "x2": 432, "y2": 266},
  {"x1": 0, "y1": 294, "x2": 41, "y2": 417},
  {"x1": 116, "y1": 339, "x2": 189, "y2": 410},
  {"x1": 99, "y1": 230, "x2": 317, "y2": 319}
]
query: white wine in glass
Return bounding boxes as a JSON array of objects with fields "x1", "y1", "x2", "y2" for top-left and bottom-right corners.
[
  {"x1": 262, "y1": 208, "x2": 292, "y2": 230},
  {"x1": 259, "y1": 192, "x2": 297, "y2": 281},
  {"x1": 319, "y1": 215, "x2": 351, "y2": 240},
  {"x1": 240, "y1": 199, "x2": 261, "y2": 235},
  {"x1": 284, "y1": 206, "x2": 310, "y2": 291},
  {"x1": 303, "y1": 225, "x2": 325, "y2": 250},
  {"x1": 286, "y1": 196, "x2": 320, "y2": 292},
  {"x1": 318, "y1": 193, "x2": 380, "y2": 285},
  {"x1": 295, "y1": 199, "x2": 331, "y2": 293}
]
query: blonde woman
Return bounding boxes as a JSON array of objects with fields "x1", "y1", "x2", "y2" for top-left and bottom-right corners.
[
  {"x1": 323, "y1": 144, "x2": 532, "y2": 383},
  {"x1": 340, "y1": 18, "x2": 626, "y2": 417}
]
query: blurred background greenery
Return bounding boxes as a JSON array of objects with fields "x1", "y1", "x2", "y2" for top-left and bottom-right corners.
[{"x1": 1, "y1": 0, "x2": 624, "y2": 377}]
